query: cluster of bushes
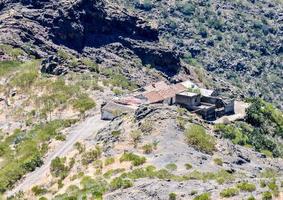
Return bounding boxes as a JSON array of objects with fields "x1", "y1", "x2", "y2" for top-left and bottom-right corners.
[
  {"x1": 53, "y1": 165, "x2": 236, "y2": 199},
  {"x1": 215, "y1": 98, "x2": 283, "y2": 157},
  {"x1": 193, "y1": 193, "x2": 211, "y2": 200},
  {"x1": 116, "y1": 165, "x2": 234, "y2": 185},
  {"x1": 120, "y1": 152, "x2": 146, "y2": 166},
  {"x1": 50, "y1": 157, "x2": 71, "y2": 179},
  {"x1": 53, "y1": 173, "x2": 133, "y2": 199},
  {"x1": 220, "y1": 187, "x2": 239, "y2": 198},
  {"x1": 54, "y1": 176, "x2": 108, "y2": 200},
  {"x1": 35, "y1": 78, "x2": 96, "y2": 120},
  {"x1": 0, "y1": 119, "x2": 75, "y2": 192},
  {"x1": 185, "y1": 124, "x2": 216, "y2": 154},
  {"x1": 81, "y1": 146, "x2": 102, "y2": 165}
]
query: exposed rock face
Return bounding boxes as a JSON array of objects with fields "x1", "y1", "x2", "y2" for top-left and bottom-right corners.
[
  {"x1": 0, "y1": 0, "x2": 181, "y2": 78},
  {"x1": 41, "y1": 56, "x2": 68, "y2": 75}
]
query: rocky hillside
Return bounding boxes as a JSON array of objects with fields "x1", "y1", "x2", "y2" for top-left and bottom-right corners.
[
  {"x1": 0, "y1": 0, "x2": 189, "y2": 86},
  {"x1": 114, "y1": 0, "x2": 283, "y2": 107},
  {"x1": 0, "y1": 0, "x2": 282, "y2": 200}
]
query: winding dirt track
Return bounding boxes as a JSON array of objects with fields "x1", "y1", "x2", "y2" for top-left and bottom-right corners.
[{"x1": 6, "y1": 113, "x2": 109, "y2": 197}]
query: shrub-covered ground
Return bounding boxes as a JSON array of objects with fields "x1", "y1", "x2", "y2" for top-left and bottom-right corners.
[{"x1": 215, "y1": 98, "x2": 283, "y2": 157}]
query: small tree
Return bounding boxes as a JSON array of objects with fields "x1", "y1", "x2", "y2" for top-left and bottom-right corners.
[
  {"x1": 130, "y1": 130, "x2": 142, "y2": 148},
  {"x1": 50, "y1": 157, "x2": 69, "y2": 179}
]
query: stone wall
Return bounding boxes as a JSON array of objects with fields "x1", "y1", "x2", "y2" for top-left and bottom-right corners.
[{"x1": 175, "y1": 94, "x2": 201, "y2": 110}]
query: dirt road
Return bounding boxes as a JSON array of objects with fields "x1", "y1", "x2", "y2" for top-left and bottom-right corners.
[{"x1": 7, "y1": 113, "x2": 109, "y2": 197}]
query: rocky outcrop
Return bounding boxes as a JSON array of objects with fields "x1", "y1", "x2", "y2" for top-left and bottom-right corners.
[
  {"x1": 0, "y1": 0, "x2": 182, "y2": 78},
  {"x1": 41, "y1": 56, "x2": 68, "y2": 75}
]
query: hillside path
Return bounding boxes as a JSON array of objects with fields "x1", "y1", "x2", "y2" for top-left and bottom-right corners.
[{"x1": 6, "y1": 113, "x2": 109, "y2": 197}]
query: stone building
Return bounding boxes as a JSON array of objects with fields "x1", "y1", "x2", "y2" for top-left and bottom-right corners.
[{"x1": 101, "y1": 80, "x2": 236, "y2": 121}]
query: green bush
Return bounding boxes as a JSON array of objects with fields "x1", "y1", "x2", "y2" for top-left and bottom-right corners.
[
  {"x1": 50, "y1": 157, "x2": 69, "y2": 178},
  {"x1": 38, "y1": 197, "x2": 48, "y2": 200},
  {"x1": 81, "y1": 146, "x2": 102, "y2": 165},
  {"x1": 110, "y1": 177, "x2": 133, "y2": 190},
  {"x1": 142, "y1": 144, "x2": 154, "y2": 154},
  {"x1": 267, "y1": 179, "x2": 279, "y2": 197},
  {"x1": 31, "y1": 185, "x2": 47, "y2": 196},
  {"x1": 165, "y1": 163, "x2": 177, "y2": 171},
  {"x1": 236, "y1": 182, "x2": 256, "y2": 192},
  {"x1": 185, "y1": 170, "x2": 234, "y2": 184},
  {"x1": 120, "y1": 153, "x2": 146, "y2": 166},
  {"x1": 247, "y1": 196, "x2": 256, "y2": 200},
  {"x1": 193, "y1": 193, "x2": 211, "y2": 200},
  {"x1": 213, "y1": 158, "x2": 223, "y2": 166},
  {"x1": 111, "y1": 130, "x2": 121, "y2": 137},
  {"x1": 220, "y1": 187, "x2": 239, "y2": 198},
  {"x1": 261, "y1": 191, "x2": 272, "y2": 200},
  {"x1": 169, "y1": 192, "x2": 177, "y2": 200},
  {"x1": 261, "y1": 150, "x2": 273, "y2": 157},
  {"x1": 104, "y1": 157, "x2": 115, "y2": 166},
  {"x1": 214, "y1": 123, "x2": 249, "y2": 146},
  {"x1": 260, "y1": 180, "x2": 267, "y2": 188},
  {"x1": 103, "y1": 168, "x2": 125, "y2": 179},
  {"x1": 185, "y1": 125, "x2": 216, "y2": 154},
  {"x1": 185, "y1": 163, "x2": 193, "y2": 170},
  {"x1": 80, "y1": 176, "x2": 108, "y2": 196}
]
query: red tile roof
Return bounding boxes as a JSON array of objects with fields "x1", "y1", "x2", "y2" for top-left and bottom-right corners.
[
  {"x1": 143, "y1": 91, "x2": 164, "y2": 103},
  {"x1": 172, "y1": 83, "x2": 187, "y2": 93},
  {"x1": 158, "y1": 88, "x2": 177, "y2": 99}
]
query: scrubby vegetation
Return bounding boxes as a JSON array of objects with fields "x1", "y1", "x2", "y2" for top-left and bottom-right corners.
[
  {"x1": 165, "y1": 163, "x2": 177, "y2": 171},
  {"x1": 213, "y1": 158, "x2": 223, "y2": 166},
  {"x1": 236, "y1": 182, "x2": 256, "y2": 192},
  {"x1": 220, "y1": 187, "x2": 239, "y2": 198},
  {"x1": 81, "y1": 146, "x2": 102, "y2": 165},
  {"x1": 120, "y1": 152, "x2": 146, "y2": 166},
  {"x1": 110, "y1": 177, "x2": 133, "y2": 190},
  {"x1": 193, "y1": 193, "x2": 211, "y2": 200},
  {"x1": 169, "y1": 192, "x2": 177, "y2": 200},
  {"x1": 50, "y1": 157, "x2": 70, "y2": 179},
  {"x1": 215, "y1": 98, "x2": 283, "y2": 157},
  {"x1": 0, "y1": 120, "x2": 75, "y2": 192},
  {"x1": 185, "y1": 163, "x2": 192, "y2": 170},
  {"x1": 185, "y1": 124, "x2": 216, "y2": 154},
  {"x1": 261, "y1": 191, "x2": 272, "y2": 200},
  {"x1": 142, "y1": 143, "x2": 154, "y2": 154},
  {"x1": 114, "y1": 165, "x2": 235, "y2": 186}
]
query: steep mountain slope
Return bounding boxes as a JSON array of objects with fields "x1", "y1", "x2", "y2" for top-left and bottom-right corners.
[
  {"x1": 115, "y1": 0, "x2": 283, "y2": 107},
  {"x1": 0, "y1": 0, "x2": 282, "y2": 200},
  {"x1": 0, "y1": 0, "x2": 186, "y2": 85}
]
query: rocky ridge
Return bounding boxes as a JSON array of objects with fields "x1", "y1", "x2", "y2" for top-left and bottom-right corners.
[{"x1": 0, "y1": 0, "x2": 185, "y2": 85}]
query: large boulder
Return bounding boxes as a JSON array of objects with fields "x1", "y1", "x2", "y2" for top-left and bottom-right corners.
[{"x1": 40, "y1": 55, "x2": 68, "y2": 75}]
